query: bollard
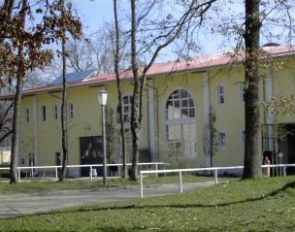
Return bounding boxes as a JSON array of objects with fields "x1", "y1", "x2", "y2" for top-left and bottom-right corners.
[
  {"x1": 214, "y1": 169, "x2": 218, "y2": 184},
  {"x1": 179, "y1": 171, "x2": 183, "y2": 193},
  {"x1": 90, "y1": 166, "x2": 93, "y2": 181},
  {"x1": 55, "y1": 167, "x2": 58, "y2": 179},
  {"x1": 140, "y1": 172, "x2": 144, "y2": 198}
]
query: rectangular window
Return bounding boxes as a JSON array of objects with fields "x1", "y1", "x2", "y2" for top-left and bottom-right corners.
[
  {"x1": 68, "y1": 103, "x2": 74, "y2": 119},
  {"x1": 218, "y1": 131, "x2": 226, "y2": 149},
  {"x1": 53, "y1": 104, "x2": 59, "y2": 120},
  {"x1": 117, "y1": 96, "x2": 132, "y2": 124},
  {"x1": 217, "y1": 84, "x2": 225, "y2": 105},
  {"x1": 41, "y1": 105, "x2": 46, "y2": 122},
  {"x1": 24, "y1": 108, "x2": 30, "y2": 123}
]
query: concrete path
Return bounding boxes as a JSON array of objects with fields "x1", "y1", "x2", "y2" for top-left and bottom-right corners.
[{"x1": 0, "y1": 182, "x2": 214, "y2": 219}]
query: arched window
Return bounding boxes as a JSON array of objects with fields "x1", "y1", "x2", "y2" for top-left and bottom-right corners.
[{"x1": 165, "y1": 89, "x2": 196, "y2": 160}]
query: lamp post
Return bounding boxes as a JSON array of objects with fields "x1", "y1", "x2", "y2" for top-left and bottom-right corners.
[{"x1": 97, "y1": 90, "x2": 108, "y2": 187}]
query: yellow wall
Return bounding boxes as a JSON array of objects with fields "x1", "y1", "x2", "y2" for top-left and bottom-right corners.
[
  {"x1": 19, "y1": 81, "x2": 150, "y2": 171},
  {"x1": 208, "y1": 67, "x2": 245, "y2": 167},
  {"x1": 17, "y1": 56, "x2": 295, "y2": 174}
]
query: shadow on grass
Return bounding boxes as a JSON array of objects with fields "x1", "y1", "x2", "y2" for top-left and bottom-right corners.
[{"x1": 17, "y1": 180, "x2": 294, "y2": 219}]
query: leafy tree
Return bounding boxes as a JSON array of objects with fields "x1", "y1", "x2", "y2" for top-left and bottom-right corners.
[
  {"x1": 0, "y1": 0, "x2": 54, "y2": 183},
  {"x1": 0, "y1": 0, "x2": 81, "y2": 183},
  {"x1": 0, "y1": 100, "x2": 13, "y2": 146}
]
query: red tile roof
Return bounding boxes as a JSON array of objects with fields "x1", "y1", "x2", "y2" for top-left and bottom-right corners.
[{"x1": 1, "y1": 44, "x2": 294, "y2": 99}]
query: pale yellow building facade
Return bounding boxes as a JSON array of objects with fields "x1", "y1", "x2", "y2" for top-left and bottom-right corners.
[{"x1": 2, "y1": 45, "x2": 295, "y2": 176}]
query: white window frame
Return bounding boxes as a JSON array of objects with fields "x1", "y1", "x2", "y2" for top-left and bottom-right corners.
[
  {"x1": 217, "y1": 84, "x2": 225, "y2": 105},
  {"x1": 117, "y1": 95, "x2": 132, "y2": 127},
  {"x1": 116, "y1": 96, "x2": 133, "y2": 162},
  {"x1": 165, "y1": 89, "x2": 195, "y2": 144}
]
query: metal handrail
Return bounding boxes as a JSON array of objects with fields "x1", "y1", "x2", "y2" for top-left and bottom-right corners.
[
  {"x1": 0, "y1": 162, "x2": 169, "y2": 182},
  {"x1": 139, "y1": 164, "x2": 295, "y2": 198}
]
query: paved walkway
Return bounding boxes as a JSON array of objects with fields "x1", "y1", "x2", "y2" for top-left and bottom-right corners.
[{"x1": 0, "y1": 182, "x2": 214, "y2": 219}]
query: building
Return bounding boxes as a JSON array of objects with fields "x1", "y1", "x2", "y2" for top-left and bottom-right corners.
[{"x1": 1, "y1": 44, "x2": 295, "y2": 176}]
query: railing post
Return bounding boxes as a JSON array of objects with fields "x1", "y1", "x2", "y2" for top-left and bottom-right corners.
[
  {"x1": 55, "y1": 167, "x2": 58, "y2": 179},
  {"x1": 90, "y1": 166, "x2": 93, "y2": 181},
  {"x1": 214, "y1": 169, "x2": 218, "y2": 184},
  {"x1": 179, "y1": 171, "x2": 183, "y2": 193},
  {"x1": 18, "y1": 168, "x2": 21, "y2": 183},
  {"x1": 283, "y1": 166, "x2": 287, "y2": 177},
  {"x1": 155, "y1": 163, "x2": 158, "y2": 177},
  {"x1": 140, "y1": 171, "x2": 144, "y2": 198},
  {"x1": 118, "y1": 165, "x2": 121, "y2": 177}
]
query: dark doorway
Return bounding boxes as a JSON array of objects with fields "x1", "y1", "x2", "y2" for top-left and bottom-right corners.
[
  {"x1": 279, "y1": 124, "x2": 295, "y2": 174},
  {"x1": 80, "y1": 136, "x2": 103, "y2": 177}
]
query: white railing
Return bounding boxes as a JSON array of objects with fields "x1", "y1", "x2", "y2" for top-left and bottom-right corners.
[
  {"x1": 139, "y1": 164, "x2": 295, "y2": 198},
  {"x1": 0, "y1": 162, "x2": 169, "y2": 182}
]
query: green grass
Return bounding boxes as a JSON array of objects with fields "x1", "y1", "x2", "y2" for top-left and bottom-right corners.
[
  {"x1": 0, "y1": 178, "x2": 136, "y2": 195},
  {"x1": 0, "y1": 174, "x2": 234, "y2": 196},
  {"x1": 142, "y1": 173, "x2": 235, "y2": 185},
  {"x1": 1, "y1": 176, "x2": 295, "y2": 231}
]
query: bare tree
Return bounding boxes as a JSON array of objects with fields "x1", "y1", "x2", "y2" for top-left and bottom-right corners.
[
  {"x1": 54, "y1": 0, "x2": 82, "y2": 182},
  {"x1": 208, "y1": 0, "x2": 295, "y2": 178},
  {"x1": 128, "y1": 0, "x2": 218, "y2": 181},
  {"x1": 65, "y1": 38, "x2": 96, "y2": 72},
  {"x1": 113, "y1": 0, "x2": 128, "y2": 178}
]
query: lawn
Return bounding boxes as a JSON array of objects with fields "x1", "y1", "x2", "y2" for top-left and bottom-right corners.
[
  {"x1": 0, "y1": 174, "x2": 232, "y2": 196},
  {"x1": 1, "y1": 176, "x2": 295, "y2": 231}
]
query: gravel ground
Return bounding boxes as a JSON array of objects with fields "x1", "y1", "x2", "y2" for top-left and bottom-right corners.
[{"x1": 0, "y1": 182, "x2": 214, "y2": 219}]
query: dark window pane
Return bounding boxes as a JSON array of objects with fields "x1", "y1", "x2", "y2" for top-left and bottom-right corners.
[
  {"x1": 181, "y1": 90, "x2": 187, "y2": 98},
  {"x1": 189, "y1": 109, "x2": 195, "y2": 117},
  {"x1": 182, "y1": 109, "x2": 188, "y2": 117}
]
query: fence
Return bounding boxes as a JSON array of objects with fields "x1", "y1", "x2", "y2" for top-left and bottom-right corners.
[
  {"x1": 0, "y1": 162, "x2": 168, "y2": 182},
  {"x1": 139, "y1": 163, "x2": 295, "y2": 198}
]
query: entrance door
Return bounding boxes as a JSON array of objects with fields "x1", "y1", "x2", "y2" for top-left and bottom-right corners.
[
  {"x1": 80, "y1": 136, "x2": 102, "y2": 177},
  {"x1": 279, "y1": 124, "x2": 295, "y2": 174}
]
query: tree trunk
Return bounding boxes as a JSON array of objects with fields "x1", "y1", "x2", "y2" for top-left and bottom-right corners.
[
  {"x1": 243, "y1": 0, "x2": 262, "y2": 179},
  {"x1": 58, "y1": 37, "x2": 68, "y2": 181},
  {"x1": 129, "y1": 0, "x2": 141, "y2": 181},
  {"x1": 58, "y1": 2, "x2": 68, "y2": 181},
  {"x1": 113, "y1": 0, "x2": 127, "y2": 178},
  {"x1": 9, "y1": 0, "x2": 26, "y2": 184},
  {"x1": 10, "y1": 68, "x2": 23, "y2": 183}
]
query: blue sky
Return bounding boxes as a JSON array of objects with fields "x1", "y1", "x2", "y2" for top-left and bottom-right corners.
[
  {"x1": 70, "y1": 1, "x2": 294, "y2": 58},
  {"x1": 71, "y1": 0, "x2": 223, "y2": 57},
  {"x1": 72, "y1": 0, "x2": 118, "y2": 36}
]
